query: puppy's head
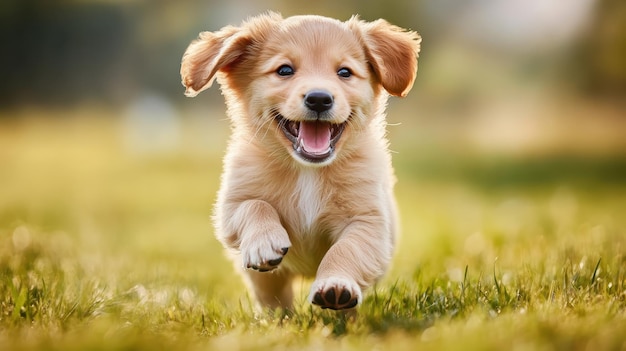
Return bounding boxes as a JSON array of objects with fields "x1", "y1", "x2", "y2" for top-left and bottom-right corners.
[{"x1": 181, "y1": 12, "x2": 420, "y2": 166}]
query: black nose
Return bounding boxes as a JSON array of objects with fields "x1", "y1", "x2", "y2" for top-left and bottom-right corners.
[{"x1": 304, "y1": 90, "x2": 333, "y2": 113}]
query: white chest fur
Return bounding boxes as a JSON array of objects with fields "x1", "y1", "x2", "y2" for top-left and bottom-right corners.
[{"x1": 293, "y1": 169, "x2": 325, "y2": 230}]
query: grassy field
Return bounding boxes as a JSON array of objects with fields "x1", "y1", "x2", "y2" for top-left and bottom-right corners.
[{"x1": 1, "y1": 111, "x2": 625, "y2": 350}]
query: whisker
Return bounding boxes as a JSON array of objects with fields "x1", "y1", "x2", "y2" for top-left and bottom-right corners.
[
  {"x1": 249, "y1": 106, "x2": 287, "y2": 147},
  {"x1": 248, "y1": 112, "x2": 273, "y2": 145}
]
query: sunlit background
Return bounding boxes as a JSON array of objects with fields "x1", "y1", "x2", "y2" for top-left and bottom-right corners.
[
  {"x1": 1, "y1": 0, "x2": 625, "y2": 302},
  {"x1": 2, "y1": 0, "x2": 624, "y2": 153}
]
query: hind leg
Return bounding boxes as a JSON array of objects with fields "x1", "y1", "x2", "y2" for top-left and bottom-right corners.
[{"x1": 244, "y1": 269, "x2": 294, "y2": 310}]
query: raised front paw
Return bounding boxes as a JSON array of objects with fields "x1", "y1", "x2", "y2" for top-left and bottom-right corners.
[
  {"x1": 309, "y1": 277, "x2": 362, "y2": 310},
  {"x1": 240, "y1": 230, "x2": 291, "y2": 272}
]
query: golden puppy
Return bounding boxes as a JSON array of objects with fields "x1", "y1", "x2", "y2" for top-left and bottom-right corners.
[{"x1": 181, "y1": 12, "x2": 420, "y2": 310}]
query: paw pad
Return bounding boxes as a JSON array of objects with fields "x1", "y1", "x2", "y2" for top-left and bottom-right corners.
[{"x1": 312, "y1": 286, "x2": 358, "y2": 310}]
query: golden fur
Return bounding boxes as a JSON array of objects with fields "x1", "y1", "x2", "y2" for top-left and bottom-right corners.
[{"x1": 181, "y1": 12, "x2": 420, "y2": 310}]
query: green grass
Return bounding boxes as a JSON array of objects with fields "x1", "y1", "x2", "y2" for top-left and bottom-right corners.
[{"x1": 1, "y1": 114, "x2": 625, "y2": 350}]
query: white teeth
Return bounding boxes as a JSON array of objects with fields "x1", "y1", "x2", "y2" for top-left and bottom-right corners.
[{"x1": 295, "y1": 139, "x2": 302, "y2": 152}]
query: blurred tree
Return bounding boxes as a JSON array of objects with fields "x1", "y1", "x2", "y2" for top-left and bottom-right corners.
[
  {"x1": 568, "y1": 0, "x2": 626, "y2": 101},
  {"x1": 0, "y1": 0, "x2": 134, "y2": 109}
]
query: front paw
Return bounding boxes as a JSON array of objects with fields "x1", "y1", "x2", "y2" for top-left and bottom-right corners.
[
  {"x1": 240, "y1": 230, "x2": 291, "y2": 272},
  {"x1": 309, "y1": 277, "x2": 362, "y2": 310}
]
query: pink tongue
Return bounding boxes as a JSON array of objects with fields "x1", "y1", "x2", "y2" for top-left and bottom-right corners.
[{"x1": 298, "y1": 121, "x2": 331, "y2": 154}]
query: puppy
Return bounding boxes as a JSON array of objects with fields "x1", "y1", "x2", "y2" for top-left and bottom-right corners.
[{"x1": 181, "y1": 12, "x2": 420, "y2": 310}]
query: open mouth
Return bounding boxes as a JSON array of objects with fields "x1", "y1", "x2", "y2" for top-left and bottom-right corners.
[{"x1": 277, "y1": 115, "x2": 346, "y2": 163}]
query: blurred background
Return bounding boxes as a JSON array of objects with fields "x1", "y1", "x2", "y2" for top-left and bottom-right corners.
[
  {"x1": 1, "y1": 0, "x2": 624, "y2": 156},
  {"x1": 0, "y1": 0, "x2": 625, "y2": 294}
]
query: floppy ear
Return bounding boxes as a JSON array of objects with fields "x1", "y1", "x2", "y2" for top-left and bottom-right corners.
[
  {"x1": 180, "y1": 26, "x2": 250, "y2": 97},
  {"x1": 349, "y1": 17, "x2": 421, "y2": 97}
]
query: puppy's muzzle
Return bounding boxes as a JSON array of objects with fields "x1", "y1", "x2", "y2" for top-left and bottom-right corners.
[{"x1": 277, "y1": 89, "x2": 346, "y2": 165}]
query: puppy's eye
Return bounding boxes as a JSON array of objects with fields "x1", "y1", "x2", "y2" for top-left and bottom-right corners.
[
  {"x1": 337, "y1": 67, "x2": 352, "y2": 78},
  {"x1": 276, "y1": 65, "x2": 295, "y2": 76}
]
